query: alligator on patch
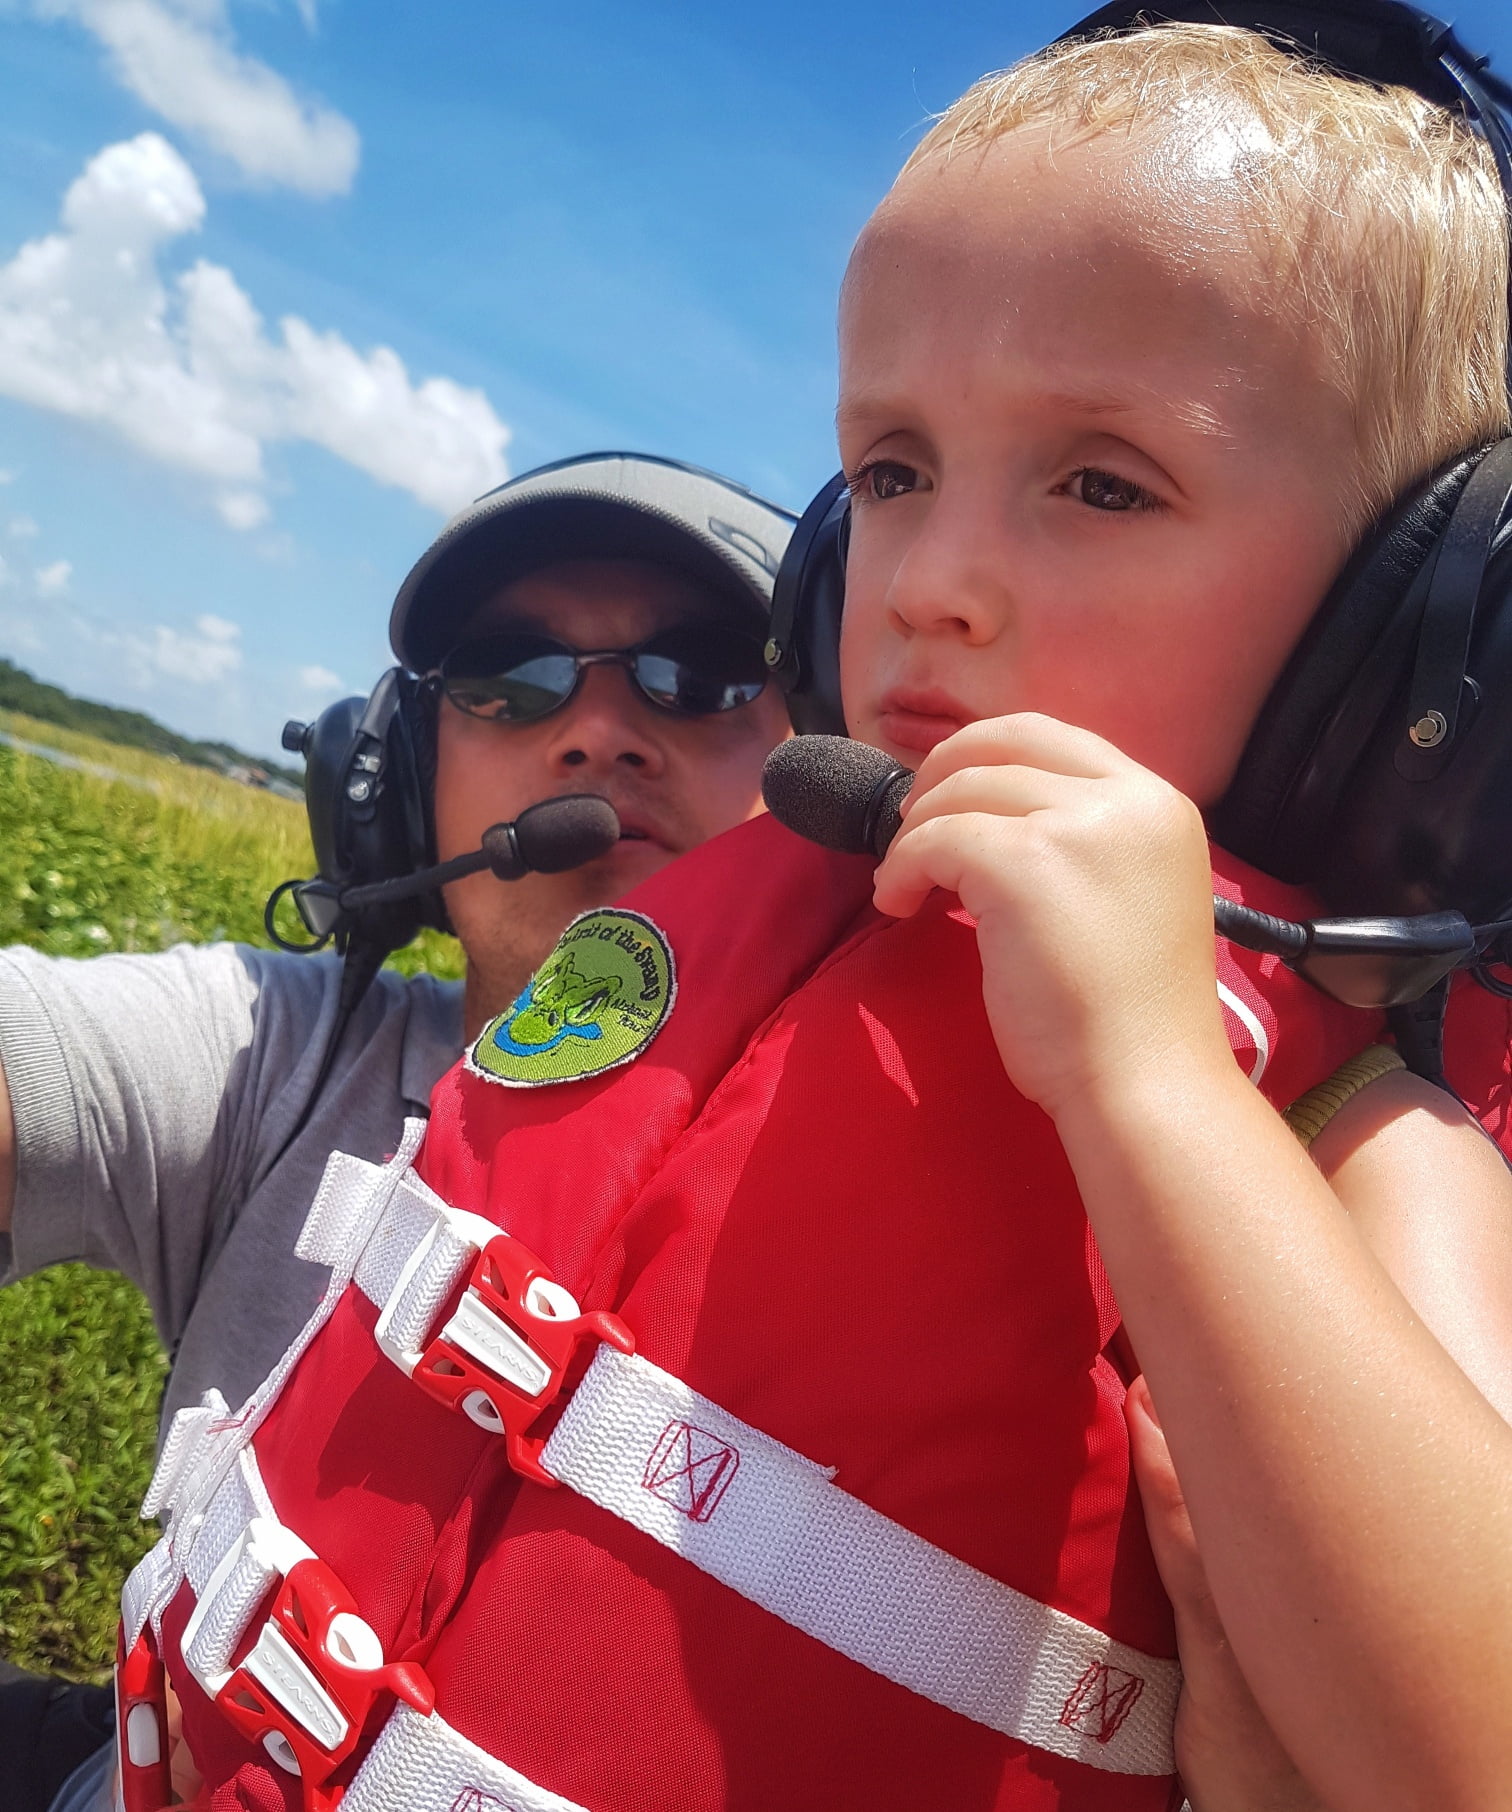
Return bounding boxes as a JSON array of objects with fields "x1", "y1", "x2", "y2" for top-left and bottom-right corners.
[{"x1": 502, "y1": 953, "x2": 623, "y2": 1049}]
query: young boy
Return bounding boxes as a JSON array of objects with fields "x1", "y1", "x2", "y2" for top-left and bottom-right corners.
[
  {"x1": 836, "y1": 24, "x2": 1512, "y2": 1809},
  {"x1": 124, "y1": 24, "x2": 1512, "y2": 1812}
]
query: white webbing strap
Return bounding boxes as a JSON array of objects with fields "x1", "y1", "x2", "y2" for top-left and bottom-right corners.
[
  {"x1": 343, "y1": 1704, "x2": 590, "y2": 1812},
  {"x1": 124, "y1": 1124, "x2": 430, "y2": 1649},
  {"x1": 541, "y1": 1346, "x2": 1180, "y2": 1776},
  {"x1": 323, "y1": 1172, "x2": 499, "y2": 1374},
  {"x1": 177, "y1": 1455, "x2": 287, "y2": 1690},
  {"x1": 122, "y1": 1390, "x2": 243, "y2": 1650},
  {"x1": 124, "y1": 1441, "x2": 276, "y2": 1654},
  {"x1": 141, "y1": 1387, "x2": 232, "y2": 1523},
  {"x1": 121, "y1": 1538, "x2": 176, "y2": 1656}
]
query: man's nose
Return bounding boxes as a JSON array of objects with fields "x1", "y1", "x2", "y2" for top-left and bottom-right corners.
[
  {"x1": 883, "y1": 482, "x2": 1015, "y2": 645},
  {"x1": 541, "y1": 663, "x2": 667, "y2": 775}
]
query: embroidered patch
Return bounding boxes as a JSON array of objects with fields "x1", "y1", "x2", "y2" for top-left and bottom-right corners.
[
  {"x1": 1058, "y1": 1662, "x2": 1146, "y2": 1744},
  {"x1": 642, "y1": 1419, "x2": 741, "y2": 1522},
  {"x1": 468, "y1": 907, "x2": 676, "y2": 1088}
]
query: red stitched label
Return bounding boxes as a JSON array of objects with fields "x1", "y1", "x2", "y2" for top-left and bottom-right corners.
[
  {"x1": 1058, "y1": 1662, "x2": 1145, "y2": 1744},
  {"x1": 641, "y1": 1420, "x2": 741, "y2": 1522}
]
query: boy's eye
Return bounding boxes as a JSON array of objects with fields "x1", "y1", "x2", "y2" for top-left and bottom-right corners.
[
  {"x1": 848, "y1": 459, "x2": 918, "y2": 503},
  {"x1": 1067, "y1": 467, "x2": 1161, "y2": 513}
]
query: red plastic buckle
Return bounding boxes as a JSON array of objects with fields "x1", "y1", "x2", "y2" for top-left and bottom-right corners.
[
  {"x1": 214, "y1": 1554, "x2": 433, "y2": 1812},
  {"x1": 410, "y1": 1230, "x2": 634, "y2": 1485},
  {"x1": 117, "y1": 1625, "x2": 172, "y2": 1812}
]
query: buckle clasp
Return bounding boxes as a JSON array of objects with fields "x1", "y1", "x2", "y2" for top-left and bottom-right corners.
[
  {"x1": 408, "y1": 1228, "x2": 634, "y2": 1485},
  {"x1": 117, "y1": 1626, "x2": 172, "y2": 1812},
  {"x1": 190, "y1": 1519, "x2": 432, "y2": 1812}
]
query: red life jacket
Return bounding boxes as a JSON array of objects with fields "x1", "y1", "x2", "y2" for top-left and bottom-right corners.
[{"x1": 119, "y1": 816, "x2": 1392, "y2": 1812}]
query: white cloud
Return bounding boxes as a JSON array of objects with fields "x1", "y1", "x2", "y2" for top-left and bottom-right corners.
[
  {"x1": 297, "y1": 661, "x2": 342, "y2": 693},
  {"x1": 36, "y1": 0, "x2": 360, "y2": 196},
  {"x1": 4, "y1": 601, "x2": 240, "y2": 691},
  {"x1": 0, "y1": 135, "x2": 511, "y2": 526},
  {"x1": 0, "y1": 607, "x2": 44, "y2": 652},
  {"x1": 146, "y1": 609, "x2": 239, "y2": 682},
  {"x1": 8, "y1": 517, "x2": 39, "y2": 539},
  {"x1": 35, "y1": 560, "x2": 72, "y2": 594},
  {"x1": 215, "y1": 488, "x2": 268, "y2": 530}
]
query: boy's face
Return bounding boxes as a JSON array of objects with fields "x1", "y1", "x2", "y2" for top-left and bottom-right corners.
[{"x1": 837, "y1": 127, "x2": 1359, "y2": 806}]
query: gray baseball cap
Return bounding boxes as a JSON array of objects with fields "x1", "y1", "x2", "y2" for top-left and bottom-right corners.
[{"x1": 389, "y1": 451, "x2": 798, "y2": 672}]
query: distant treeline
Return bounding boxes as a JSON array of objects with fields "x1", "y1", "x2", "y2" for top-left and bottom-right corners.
[{"x1": 0, "y1": 657, "x2": 301, "y2": 789}]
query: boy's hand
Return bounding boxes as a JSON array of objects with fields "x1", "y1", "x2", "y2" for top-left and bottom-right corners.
[{"x1": 872, "y1": 714, "x2": 1233, "y2": 1120}]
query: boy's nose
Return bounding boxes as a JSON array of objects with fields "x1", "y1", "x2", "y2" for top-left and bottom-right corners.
[
  {"x1": 884, "y1": 486, "x2": 1015, "y2": 644},
  {"x1": 542, "y1": 662, "x2": 667, "y2": 776}
]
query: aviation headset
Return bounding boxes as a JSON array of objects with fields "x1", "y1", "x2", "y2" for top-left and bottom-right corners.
[{"x1": 764, "y1": 0, "x2": 1512, "y2": 1075}]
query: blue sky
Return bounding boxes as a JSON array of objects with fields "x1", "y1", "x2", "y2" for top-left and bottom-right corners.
[{"x1": 0, "y1": 1, "x2": 1509, "y2": 759}]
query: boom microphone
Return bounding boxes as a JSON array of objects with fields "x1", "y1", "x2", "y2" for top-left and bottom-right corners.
[
  {"x1": 339, "y1": 794, "x2": 622, "y2": 908},
  {"x1": 761, "y1": 736, "x2": 912, "y2": 858},
  {"x1": 272, "y1": 794, "x2": 622, "y2": 944}
]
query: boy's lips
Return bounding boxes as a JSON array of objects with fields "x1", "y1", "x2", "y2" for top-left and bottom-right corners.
[{"x1": 876, "y1": 688, "x2": 972, "y2": 755}]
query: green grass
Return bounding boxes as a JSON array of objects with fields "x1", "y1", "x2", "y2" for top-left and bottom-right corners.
[{"x1": 0, "y1": 718, "x2": 462, "y2": 1680}]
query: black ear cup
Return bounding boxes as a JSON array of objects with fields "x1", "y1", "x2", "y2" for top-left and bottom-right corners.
[
  {"x1": 384, "y1": 670, "x2": 448, "y2": 936},
  {"x1": 766, "y1": 474, "x2": 849, "y2": 736},
  {"x1": 1215, "y1": 440, "x2": 1512, "y2": 922},
  {"x1": 284, "y1": 668, "x2": 446, "y2": 954},
  {"x1": 1212, "y1": 453, "x2": 1482, "y2": 881},
  {"x1": 1316, "y1": 472, "x2": 1512, "y2": 924}
]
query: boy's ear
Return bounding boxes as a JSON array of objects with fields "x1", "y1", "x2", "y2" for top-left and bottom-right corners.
[{"x1": 1213, "y1": 441, "x2": 1512, "y2": 923}]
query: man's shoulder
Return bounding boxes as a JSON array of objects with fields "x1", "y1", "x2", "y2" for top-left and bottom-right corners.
[
  {"x1": 232, "y1": 944, "x2": 463, "y2": 1050},
  {"x1": 360, "y1": 960, "x2": 467, "y2": 1043}
]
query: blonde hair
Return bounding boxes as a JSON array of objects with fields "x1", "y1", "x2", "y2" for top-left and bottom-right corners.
[{"x1": 901, "y1": 24, "x2": 1510, "y2": 527}]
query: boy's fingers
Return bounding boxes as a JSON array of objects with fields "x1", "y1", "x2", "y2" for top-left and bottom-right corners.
[
  {"x1": 872, "y1": 809, "x2": 1016, "y2": 918},
  {"x1": 1123, "y1": 1377, "x2": 1223, "y2": 1642},
  {"x1": 1127, "y1": 1384, "x2": 1326, "y2": 1810},
  {"x1": 899, "y1": 762, "x2": 1085, "y2": 833},
  {"x1": 905, "y1": 712, "x2": 1126, "y2": 803}
]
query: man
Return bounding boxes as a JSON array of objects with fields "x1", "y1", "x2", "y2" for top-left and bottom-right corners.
[{"x1": 0, "y1": 452, "x2": 795, "y2": 1812}]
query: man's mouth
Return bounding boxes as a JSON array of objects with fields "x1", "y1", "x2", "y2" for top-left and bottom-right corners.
[{"x1": 607, "y1": 809, "x2": 669, "y2": 851}]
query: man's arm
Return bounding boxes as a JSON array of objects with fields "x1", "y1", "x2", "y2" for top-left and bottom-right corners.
[{"x1": 0, "y1": 942, "x2": 311, "y2": 1342}]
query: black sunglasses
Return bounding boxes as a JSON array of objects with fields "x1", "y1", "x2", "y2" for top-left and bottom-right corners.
[{"x1": 434, "y1": 625, "x2": 770, "y2": 724}]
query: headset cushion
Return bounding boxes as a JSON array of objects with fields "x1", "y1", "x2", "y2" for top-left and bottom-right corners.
[{"x1": 1213, "y1": 453, "x2": 1481, "y2": 877}]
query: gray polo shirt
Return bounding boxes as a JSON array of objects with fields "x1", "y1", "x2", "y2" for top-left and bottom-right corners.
[{"x1": 0, "y1": 942, "x2": 463, "y2": 1423}]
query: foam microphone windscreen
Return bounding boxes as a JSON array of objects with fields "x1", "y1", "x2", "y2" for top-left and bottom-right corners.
[
  {"x1": 762, "y1": 736, "x2": 914, "y2": 858},
  {"x1": 507, "y1": 794, "x2": 621, "y2": 873}
]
